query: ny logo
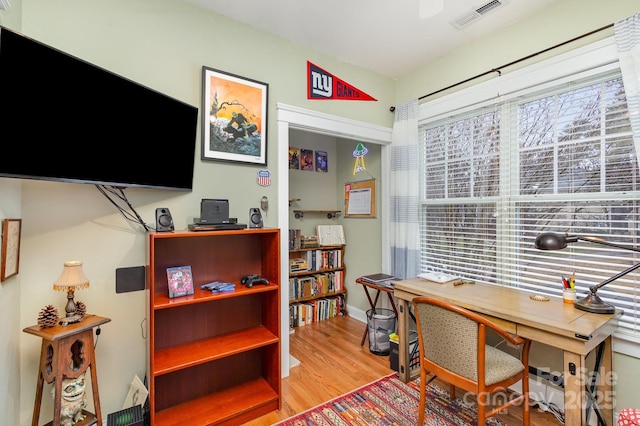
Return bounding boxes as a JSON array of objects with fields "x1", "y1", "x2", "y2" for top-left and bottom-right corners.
[{"x1": 310, "y1": 70, "x2": 332, "y2": 98}]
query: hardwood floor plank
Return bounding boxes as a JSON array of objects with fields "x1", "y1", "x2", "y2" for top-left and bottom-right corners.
[{"x1": 246, "y1": 315, "x2": 561, "y2": 425}]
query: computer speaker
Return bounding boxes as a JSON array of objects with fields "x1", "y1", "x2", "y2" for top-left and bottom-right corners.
[
  {"x1": 155, "y1": 208, "x2": 174, "y2": 232},
  {"x1": 249, "y1": 208, "x2": 263, "y2": 228}
]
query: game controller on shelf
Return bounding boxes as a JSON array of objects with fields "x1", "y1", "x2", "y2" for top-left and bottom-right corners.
[{"x1": 240, "y1": 274, "x2": 269, "y2": 288}]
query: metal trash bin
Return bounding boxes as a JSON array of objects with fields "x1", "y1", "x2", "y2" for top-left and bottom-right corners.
[{"x1": 366, "y1": 308, "x2": 396, "y2": 355}]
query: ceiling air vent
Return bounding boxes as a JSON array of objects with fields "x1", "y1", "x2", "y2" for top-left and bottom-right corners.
[{"x1": 451, "y1": 0, "x2": 509, "y2": 30}]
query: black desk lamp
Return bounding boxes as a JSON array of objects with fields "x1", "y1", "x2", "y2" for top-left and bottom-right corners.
[{"x1": 535, "y1": 232, "x2": 640, "y2": 314}]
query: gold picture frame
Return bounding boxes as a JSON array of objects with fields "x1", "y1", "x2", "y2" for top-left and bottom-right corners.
[{"x1": 1, "y1": 218, "x2": 22, "y2": 281}]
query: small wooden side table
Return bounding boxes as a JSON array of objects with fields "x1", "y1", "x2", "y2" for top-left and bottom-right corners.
[
  {"x1": 355, "y1": 277, "x2": 398, "y2": 346},
  {"x1": 23, "y1": 314, "x2": 111, "y2": 426}
]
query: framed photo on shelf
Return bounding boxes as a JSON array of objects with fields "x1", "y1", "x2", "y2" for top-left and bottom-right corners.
[
  {"x1": 201, "y1": 66, "x2": 269, "y2": 165},
  {"x1": 1, "y1": 218, "x2": 22, "y2": 282},
  {"x1": 166, "y1": 265, "x2": 194, "y2": 298}
]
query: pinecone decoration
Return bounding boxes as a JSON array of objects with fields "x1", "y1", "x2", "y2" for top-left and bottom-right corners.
[
  {"x1": 75, "y1": 300, "x2": 87, "y2": 318},
  {"x1": 37, "y1": 305, "x2": 59, "y2": 328}
]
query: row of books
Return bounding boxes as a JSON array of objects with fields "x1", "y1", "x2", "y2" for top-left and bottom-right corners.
[
  {"x1": 289, "y1": 294, "x2": 345, "y2": 328},
  {"x1": 289, "y1": 271, "x2": 343, "y2": 301},
  {"x1": 299, "y1": 249, "x2": 342, "y2": 271}
]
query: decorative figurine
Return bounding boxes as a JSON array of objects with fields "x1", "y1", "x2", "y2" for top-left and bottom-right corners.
[{"x1": 52, "y1": 373, "x2": 87, "y2": 426}]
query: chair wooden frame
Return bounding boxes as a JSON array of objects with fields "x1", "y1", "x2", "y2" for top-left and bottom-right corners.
[{"x1": 413, "y1": 296, "x2": 532, "y2": 425}]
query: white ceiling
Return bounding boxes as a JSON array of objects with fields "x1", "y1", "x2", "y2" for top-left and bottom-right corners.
[{"x1": 187, "y1": 0, "x2": 560, "y2": 79}]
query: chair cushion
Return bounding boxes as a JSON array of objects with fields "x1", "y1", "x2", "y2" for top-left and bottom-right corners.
[
  {"x1": 619, "y1": 408, "x2": 640, "y2": 425},
  {"x1": 485, "y1": 345, "x2": 524, "y2": 386}
]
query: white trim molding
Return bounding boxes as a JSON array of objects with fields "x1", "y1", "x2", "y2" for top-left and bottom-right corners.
[
  {"x1": 277, "y1": 104, "x2": 393, "y2": 145},
  {"x1": 276, "y1": 103, "x2": 392, "y2": 377},
  {"x1": 420, "y1": 37, "x2": 619, "y2": 123}
]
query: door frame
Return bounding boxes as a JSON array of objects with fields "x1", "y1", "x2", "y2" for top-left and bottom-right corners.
[{"x1": 276, "y1": 103, "x2": 393, "y2": 375}]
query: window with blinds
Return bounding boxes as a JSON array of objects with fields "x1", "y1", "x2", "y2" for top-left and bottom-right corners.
[{"x1": 419, "y1": 72, "x2": 640, "y2": 335}]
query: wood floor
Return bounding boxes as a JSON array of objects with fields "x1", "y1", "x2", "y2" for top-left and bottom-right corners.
[{"x1": 246, "y1": 315, "x2": 561, "y2": 425}]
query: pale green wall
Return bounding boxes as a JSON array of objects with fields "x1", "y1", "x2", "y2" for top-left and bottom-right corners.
[
  {"x1": 336, "y1": 141, "x2": 383, "y2": 316},
  {"x1": 288, "y1": 130, "x2": 341, "y2": 236},
  {"x1": 2, "y1": 0, "x2": 640, "y2": 424},
  {"x1": 395, "y1": 0, "x2": 640, "y2": 105},
  {"x1": 7, "y1": 0, "x2": 395, "y2": 424},
  {"x1": 0, "y1": 1, "x2": 23, "y2": 423},
  {"x1": 0, "y1": 180, "x2": 23, "y2": 425}
]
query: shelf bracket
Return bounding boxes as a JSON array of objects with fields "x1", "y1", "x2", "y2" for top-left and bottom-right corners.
[{"x1": 293, "y1": 210, "x2": 341, "y2": 220}]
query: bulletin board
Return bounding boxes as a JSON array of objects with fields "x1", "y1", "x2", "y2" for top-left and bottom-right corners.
[{"x1": 344, "y1": 179, "x2": 376, "y2": 218}]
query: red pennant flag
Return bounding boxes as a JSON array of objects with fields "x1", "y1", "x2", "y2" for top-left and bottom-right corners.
[{"x1": 307, "y1": 61, "x2": 376, "y2": 101}]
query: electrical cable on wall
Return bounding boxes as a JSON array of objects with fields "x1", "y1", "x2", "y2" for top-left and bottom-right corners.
[{"x1": 95, "y1": 185, "x2": 150, "y2": 231}]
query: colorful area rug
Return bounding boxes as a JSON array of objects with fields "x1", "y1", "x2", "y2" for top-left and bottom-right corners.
[{"x1": 274, "y1": 373, "x2": 506, "y2": 426}]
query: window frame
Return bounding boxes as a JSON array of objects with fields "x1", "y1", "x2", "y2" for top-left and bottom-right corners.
[{"x1": 417, "y1": 36, "x2": 640, "y2": 356}]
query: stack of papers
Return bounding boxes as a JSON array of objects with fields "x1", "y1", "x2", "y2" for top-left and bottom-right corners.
[{"x1": 417, "y1": 272, "x2": 461, "y2": 284}]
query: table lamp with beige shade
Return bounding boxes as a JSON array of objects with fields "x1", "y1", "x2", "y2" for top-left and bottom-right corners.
[{"x1": 53, "y1": 260, "x2": 90, "y2": 325}]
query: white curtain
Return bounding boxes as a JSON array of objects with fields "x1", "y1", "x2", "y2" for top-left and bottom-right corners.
[
  {"x1": 615, "y1": 13, "x2": 640, "y2": 157},
  {"x1": 389, "y1": 100, "x2": 420, "y2": 279}
]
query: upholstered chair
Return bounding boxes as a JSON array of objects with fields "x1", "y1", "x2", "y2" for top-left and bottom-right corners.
[{"x1": 413, "y1": 296, "x2": 532, "y2": 425}]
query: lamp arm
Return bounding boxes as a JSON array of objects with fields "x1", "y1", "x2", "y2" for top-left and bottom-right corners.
[
  {"x1": 574, "y1": 236, "x2": 640, "y2": 293},
  {"x1": 578, "y1": 236, "x2": 640, "y2": 253},
  {"x1": 589, "y1": 261, "x2": 640, "y2": 293}
]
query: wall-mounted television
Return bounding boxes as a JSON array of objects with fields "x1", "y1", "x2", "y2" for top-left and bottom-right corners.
[{"x1": 0, "y1": 27, "x2": 198, "y2": 191}]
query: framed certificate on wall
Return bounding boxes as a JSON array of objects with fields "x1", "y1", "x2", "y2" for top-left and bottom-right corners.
[{"x1": 1, "y1": 218, "x2": 22, "y2": 281}]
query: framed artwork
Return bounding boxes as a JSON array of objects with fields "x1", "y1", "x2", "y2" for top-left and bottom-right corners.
[
  {"x1": 1, "y1": 218, "x2": 22, "y2": 281},
  {"x1": 289, "y1": 147, "x2": 300, "y2": 170},
  {"x1": 301, "y1": 149, "x2": 314, "y2": 171},
  {"x1": 201, "y1": 66, "x2": 269, "y2": 165},
  {"x1": 316, "y1": 150, "x2": 328, "y2": 172}
]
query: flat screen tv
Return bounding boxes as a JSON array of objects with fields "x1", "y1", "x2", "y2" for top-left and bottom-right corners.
[{"x1": 0, "y1": 27, "x2": 198, "y2": 191}]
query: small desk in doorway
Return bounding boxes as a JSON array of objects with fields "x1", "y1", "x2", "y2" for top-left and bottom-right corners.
[{"x1": 356, "y1": 277, "x2": 398, "y2": 346}]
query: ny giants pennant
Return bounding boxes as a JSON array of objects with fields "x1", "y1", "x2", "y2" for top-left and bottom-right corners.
[{"x1": 307, "y1": 61, "x2": 376, "y2": 101}]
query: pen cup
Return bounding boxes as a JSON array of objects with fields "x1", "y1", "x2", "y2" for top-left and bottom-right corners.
[{"x1": 563, "y1": 289, "x2": 577, "y2": 304}]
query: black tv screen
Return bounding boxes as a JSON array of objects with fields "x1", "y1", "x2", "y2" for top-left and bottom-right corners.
[{"x1": 0, "y1": 27, "x2": 198, "y2": 191}]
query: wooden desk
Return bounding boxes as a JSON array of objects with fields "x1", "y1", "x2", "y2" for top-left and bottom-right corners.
[
  {"x1": 24, "y1": 314, "x2": 111, "y2": 426},
  {"x1": 355, "y1": 277, "x2": 398, "y2": 346},
  {"x1": 393, "y1": 278, "x2": 621, "y2": 426}
]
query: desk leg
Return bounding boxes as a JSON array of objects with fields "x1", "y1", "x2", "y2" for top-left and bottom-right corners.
[
  {"x1": 600, "y1": 337, "x2": 614, "y2": 424},
  {"x1": 397, "y1": 299, "x2": 410, "y2": 383},
  {"x1": 386, "y1": 292, "x2": 398, "y2": 318},
  {"x1": 590, "y1": 337, "x2": 613, "y2": 425},
  {"x1": 563, "y1": 338, "x2": 614, "y2": 426},
  {"x1": 563, "y1": 351, "x2": 586, "y2": 426}
]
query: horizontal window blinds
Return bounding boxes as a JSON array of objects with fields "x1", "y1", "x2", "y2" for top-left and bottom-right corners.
[{"x1": 420, "y1": 72, "x2": 640, "y2": 335}]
